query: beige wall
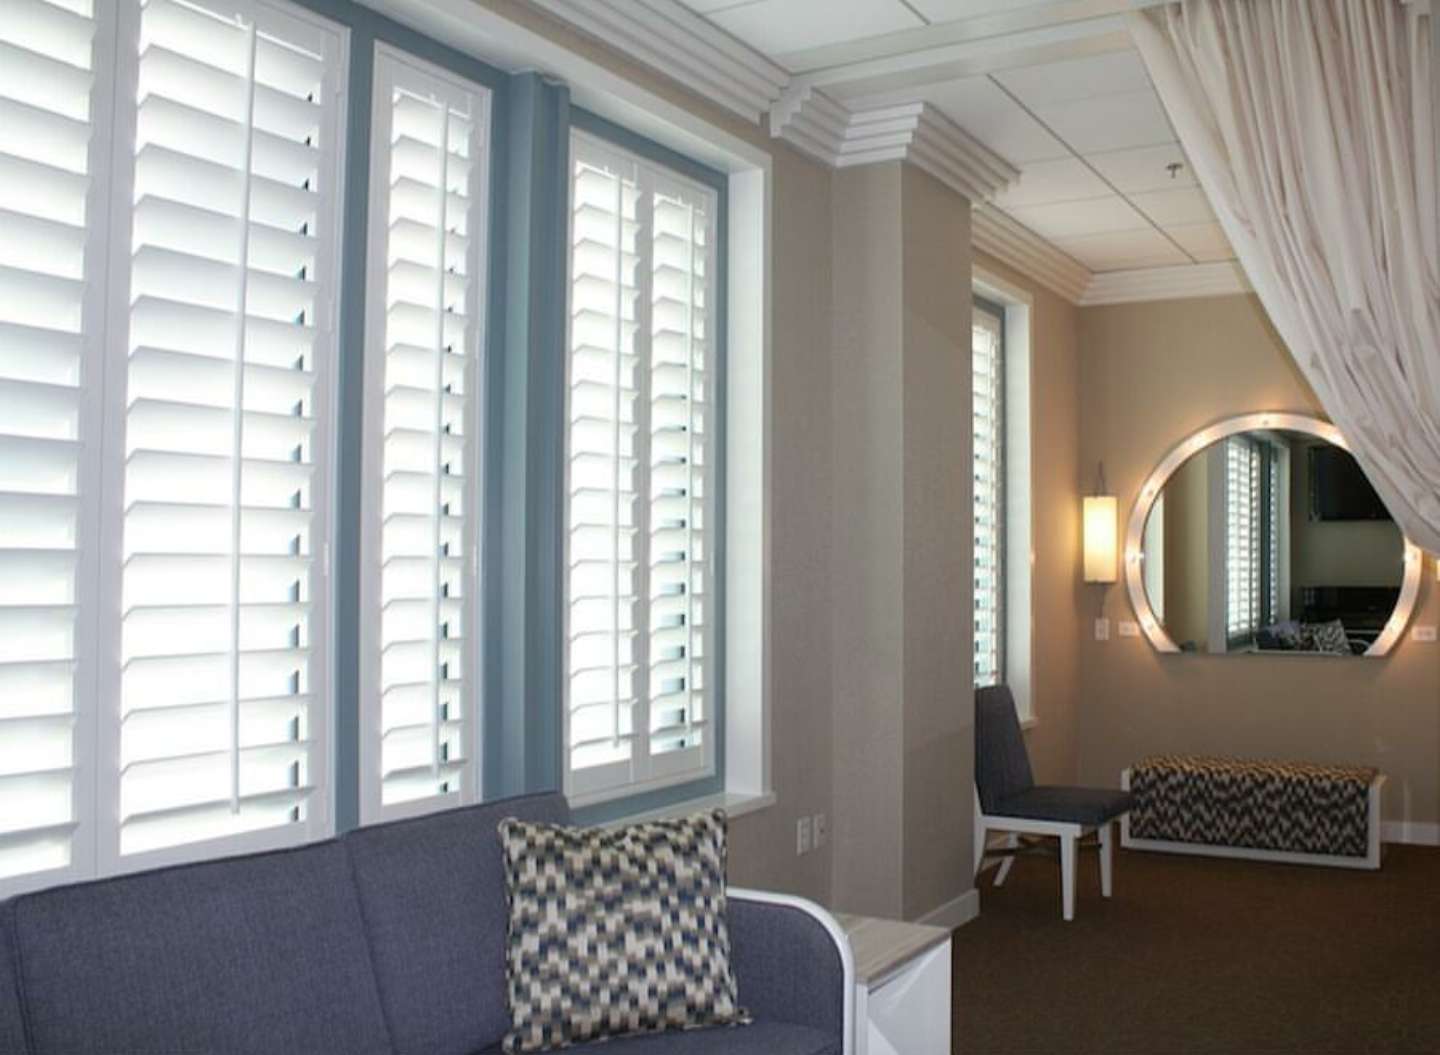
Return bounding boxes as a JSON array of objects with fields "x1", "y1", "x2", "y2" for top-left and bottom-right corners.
[
  {"x1": 1162, "y1": 453, "x2": 1210, "y2": 651},
  {"x1": 1078, "y1": 295, "x2": 1440, "y2": 828},
  {"x1": 974, "y1": 251, "x2": 1084, "y2": 786}
]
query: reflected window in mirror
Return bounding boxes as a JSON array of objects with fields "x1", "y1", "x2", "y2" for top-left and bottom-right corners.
[{"x1": 972, "y1": 297, "x2": 1005, "y2": 687}]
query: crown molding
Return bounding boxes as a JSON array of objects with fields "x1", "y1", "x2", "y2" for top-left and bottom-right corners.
[
  {"x1": 1079, "y1": 260, "x2": 1251, "y2": 305},
  {"x1": 771, "y1": 85, "x2": 1019, "y2": 204},
  {"x1": 971, "y1": 206, "x2": 1091, "y2": 303},
  {"x1": 522, "y1": 0, "x2": 789, "y2": 124}
]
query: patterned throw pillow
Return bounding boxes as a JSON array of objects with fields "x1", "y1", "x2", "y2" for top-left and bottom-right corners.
[
  {"x1": 1306, "y1": 618, "x2": 1351, "y2": 655},
  {"x1": 497, "y1": 809, "x2": 749, "y2": 1053}
]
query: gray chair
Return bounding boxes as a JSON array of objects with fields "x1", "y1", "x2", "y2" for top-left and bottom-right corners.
[{"x1": 973, "y1": 685, "x2": 1134, "y2": 920}]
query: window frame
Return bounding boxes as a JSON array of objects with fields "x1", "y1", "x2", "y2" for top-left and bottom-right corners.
[
  {"x1": 971, "y1": 294, "x2": 1007, "y2": 691},
  {"x1": 356, "y1": 42, "x2": 492, "y2": 826},
  {"x1": 562, "y1": 108, "x2": 729, "y2": 818}
]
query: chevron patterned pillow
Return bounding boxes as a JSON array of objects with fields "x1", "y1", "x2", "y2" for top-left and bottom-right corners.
[{"x1": 497, "y1": 809, "x2": 750, "y2": 1053}]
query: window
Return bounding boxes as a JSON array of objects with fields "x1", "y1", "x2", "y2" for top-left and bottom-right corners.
[
  {"x1": 972, "y1": 298, "x2": 1005, "y2": 688},
  {"x1": 563, "y1": 129, "x2": 719, "y2": 806},
  {"x1": 1225, "y1": 436, "x2": 1262, "y2": 640},
  {"x1": 359, "y1": 46, "x2": 489, "y2": 823},
  {"x1": 0, "y1": 0, "x2": 347, "y2": 894}
]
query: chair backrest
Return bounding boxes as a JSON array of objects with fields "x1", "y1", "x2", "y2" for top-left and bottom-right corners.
[{"x1": 975, "y1": 684, "x2": 1034, "y2": 814}]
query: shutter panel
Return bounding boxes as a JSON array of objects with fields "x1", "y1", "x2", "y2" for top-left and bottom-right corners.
[
  {"x1": 1225, "y1": 437, "x2": 1261, "y2": 639},
  {"x1": 971, "y1": 305, "x2": 1004, "y2": 688},
  {"x1": 0, "y1": 0, "x2": 107, "y2": 888},
  {"x1": 112, "y1": 0, "x2": 344, "y2": 859},
  {"x1": 564, "y1": 132, "x2": 717, "y2": 804},
  {"x1": 360, "y1": 46, "x2": 488, "y2": 822}
]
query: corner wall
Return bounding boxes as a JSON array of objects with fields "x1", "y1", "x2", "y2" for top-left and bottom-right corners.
[{"x1": 1077, "y1": 294, "x2": 1440, "y2": 831}]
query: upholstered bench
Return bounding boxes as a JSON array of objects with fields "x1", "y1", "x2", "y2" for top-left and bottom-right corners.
[{"x1": 1120, "y1": 755, "x2": 1384, "y2": 870}]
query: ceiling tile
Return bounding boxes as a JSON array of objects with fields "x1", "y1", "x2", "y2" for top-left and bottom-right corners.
[
  {"x1": 1005, "y1": 195, "x2": 1149, "y2": 241},
  {"x1": 908, "y1": 76, "x2": 1069, "y2": 163},
  {"x1": 1050, "y1": 228, "x2": 1189, "y2": 271},
  {"x1": 906, "y1": 0, "x2": 1058, "y2": 20},
  {"x1": 1167, "y1": 222, "x2": 1236, "y2": 262},
  {"x1": 992, "y1": 52, "x2": 1152, "y2": 110},
  {"x1": 1128, "y1": 186, "x2": 1216, "y2": 227},
  {"x1": 1084, "y1": 143, "x2": 1196, "y2": 194},
  {"x1": 706, "y1": 0, "x2": 923, "y2": 56},
  {"x1": 992, "y1": 157, "x2": 1111, "y2": 208},
  {"x1": 1028, "y1": 89, "x2": 1174, "y2": 154}
]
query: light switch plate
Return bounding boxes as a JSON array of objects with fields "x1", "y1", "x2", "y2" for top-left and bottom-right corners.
[
  {"x1": 1118, "y1": 621, "x2": 1140, "y2": 638},
  {"x1": 1413, "y1": 625, "x2": 1437, "y2": 642},
  {"x1": 796, "y1": 816, "x2": 812, "y2": 855},
  {"x1": 1095, "y1": 618, "x2": 1110, "y2": 641}
]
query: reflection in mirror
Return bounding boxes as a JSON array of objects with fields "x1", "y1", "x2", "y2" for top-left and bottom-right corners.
[{"x1": 1140, "y1": 430, "x2": 1405, "y2": 656}]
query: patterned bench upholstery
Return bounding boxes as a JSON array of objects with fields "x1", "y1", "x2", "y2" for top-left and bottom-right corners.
[{"x1": 1125, "y1": 755, "x2": 1381, "y2": 864}]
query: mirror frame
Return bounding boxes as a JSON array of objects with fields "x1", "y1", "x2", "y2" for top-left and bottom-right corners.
[{"x1": 1124, "y1": 412, "x2": 1423, "y2": 657}]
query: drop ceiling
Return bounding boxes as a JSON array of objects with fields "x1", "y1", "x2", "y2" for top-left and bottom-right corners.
[{"x1": 679, "y1": 0, "x2": 1237, "y2": 275}]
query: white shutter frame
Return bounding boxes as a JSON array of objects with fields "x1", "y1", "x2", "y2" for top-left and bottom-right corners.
[
  {"x1": 563, "y1": 131, "x2": 718, "y2": 807},
  {"x1": 0, "y1": 0, "x2": 117, "y2": 898},
  {"x1": 94, "y1": 0, "x2": 346, "y2": 876},
  {"x1": 359, "y1": 43, "x2": 490, "y2": 825}
]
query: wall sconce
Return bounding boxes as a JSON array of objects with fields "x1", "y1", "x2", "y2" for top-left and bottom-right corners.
[{"x1": 1083, "y1": 495, "x2": 1118, "y2": 584}]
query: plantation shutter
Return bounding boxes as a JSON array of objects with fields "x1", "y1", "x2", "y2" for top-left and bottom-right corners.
[
  {"x1": 111, "y1": 0, "x2": 345, "y2": 859},
  {"x1": 1225, "y1": 437, "x2": 1261, "y2": 640},
  {"x1": 972, "y1": 302, "x2": 1004, "y2": 688},
  {"x1": 564, "y1": 131, "x2": 717, "y2": 805},
  {"x1": 360, "y1": 46, "x2": 488, "y2": 822},
  {"x1": 0, "y1": 0, "x2": 109, "y2": 888}
]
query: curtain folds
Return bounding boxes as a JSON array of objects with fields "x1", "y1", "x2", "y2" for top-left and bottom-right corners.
[{"x1": 1129, "y1": 0, "x2": 1440, "y2": 552}]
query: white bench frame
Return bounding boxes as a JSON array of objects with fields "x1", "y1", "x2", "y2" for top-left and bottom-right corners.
[
  {"x1": 973, "y1": 795, "x2": 1118, "y2": 922},
  {"x1": 1119, "y1": 768, "x2": 1386, "y2": 871}
]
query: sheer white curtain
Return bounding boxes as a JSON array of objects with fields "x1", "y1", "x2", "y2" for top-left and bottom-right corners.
[{"x1": 1130, "y1": 0, "x2": 1440, "y2": 552}]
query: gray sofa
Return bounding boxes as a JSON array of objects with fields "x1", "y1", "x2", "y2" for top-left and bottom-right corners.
[{"x1": 0, "y1": 793, "x2": 845, "y2": 1055}]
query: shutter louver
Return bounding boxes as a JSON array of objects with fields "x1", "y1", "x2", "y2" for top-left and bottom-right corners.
[
  {"x1": 972, "y1": 305, "x2": 1004, "y2": 688},
  {"x1": 360, "y1": 47, "x2": 487, "y2": 821},
  {"x1": 115, "y1": 0, "x2": 343, "y2": 857},
  {"x1": 564, "y1": 133, "x2": 717, "y2": 804},
  {"x1": 0, "y1": 0, "x2": 102, "y2": 886}
]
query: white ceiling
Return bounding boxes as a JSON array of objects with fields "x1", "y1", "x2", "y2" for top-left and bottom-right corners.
[{"x1": 678, "y1": 0, "x2": 1236, "y2": 274}]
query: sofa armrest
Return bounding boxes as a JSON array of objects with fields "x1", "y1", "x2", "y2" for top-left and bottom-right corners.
[{"x1": 726, "y1": 888, "x2": 854, "y2": 1054}]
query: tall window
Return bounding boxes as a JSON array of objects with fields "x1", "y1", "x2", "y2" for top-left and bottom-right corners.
[
  {"x1": 0, "y1": 0, "x2": 347, "y2": 894},
  {"x1": 359, "y1": 46, "x2": 489, "y2": 823},
  {"x1": 1225, "y1": 436, "x2": 1261, "y2": 640},
  {"x1": 563, "y1": 129, "x2": 719, "y2": 806},
  {"x1": 972, "y1": 298, "x2": 1005, "y2": 688}
]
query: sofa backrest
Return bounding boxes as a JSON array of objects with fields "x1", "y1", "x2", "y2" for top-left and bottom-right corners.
[
  {"x1": 0, "y1": 902, "x2": 27, "y2": 1055},
  {"x1": 7, "y1": 840, "x2": 392, "y2": 1055},
  {"x1": 342, "y1": 792, "x2": 569, "y2": 1055}
]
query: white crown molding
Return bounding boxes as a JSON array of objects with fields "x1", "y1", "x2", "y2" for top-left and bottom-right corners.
[
  {"x1": 971, "y1": 206, "x2": 1092, "y2": 303},
  {"x1": 1079, "y1": 260, "x2": 1251, "y2": 305},
  {"x1": 523, "y1": 0, "x2": 789, "y2": 124},
  {"x1": 771, "y1": 85, "x2": 1019, "y2": 204}
]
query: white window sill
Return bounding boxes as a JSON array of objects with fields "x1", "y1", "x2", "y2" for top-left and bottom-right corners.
[{"x1": 600, "y1": 790, "x2": 777, "y2": 829}]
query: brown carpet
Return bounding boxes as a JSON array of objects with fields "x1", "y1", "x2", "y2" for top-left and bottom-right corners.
[{"x1": 950, "y1": 844, "x2": 1440, "y2": 1055}]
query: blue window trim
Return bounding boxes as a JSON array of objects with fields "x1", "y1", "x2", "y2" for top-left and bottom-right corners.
[
  {"x1": 283, "y1": 0, "x2": 511, "y2": 831},
  {"x1": 566, "y1": 109, "x2": 730, "y2": 826}
]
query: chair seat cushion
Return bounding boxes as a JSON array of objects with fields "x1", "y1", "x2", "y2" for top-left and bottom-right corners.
[
  {"x1": 994, "y1": 785, "x2": 1135, "y2": 826},
  {"x1": 474, "y1": 1022, "x2": 838, "y2": 1054}
]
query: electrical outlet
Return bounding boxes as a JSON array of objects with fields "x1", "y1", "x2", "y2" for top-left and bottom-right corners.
[
  {"x1": 812, "y1": 813, "x2": 828, "y2": 848},
  {"x1": 796, "y1": 816, "x2": 812, "y2": 855},
  {"x1": 1094, "y1": 617, "x2": 1110, "y2": 641},
  {"x1": 1118, "y1": 621, "x2": 1140, "y2": 638},
  {"x1": 1413, "y1": 625, "x2": 1437, "y2": 643}
]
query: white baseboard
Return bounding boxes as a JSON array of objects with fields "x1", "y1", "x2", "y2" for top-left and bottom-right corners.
[
  {"x1": 913, "y1": 888, "x2": 980, "y2": 931},
  {"x1": 1383, "y1": 820, "x2": 1440, "y2": 846}
]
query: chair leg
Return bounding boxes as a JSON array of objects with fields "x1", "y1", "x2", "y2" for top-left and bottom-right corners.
[
  {"x1": 1060, "y1": 833, "x2": 1077, "y2": 921},
  {"x1": 993, "y1": 833, "x2": 1018, "y2": 886},
  {"x1": 1099, "y1": 821, "x2": 1114, "y2": 898},
  {"x1": 973, "y1": 818, "x2": 987, "y2": 879}
]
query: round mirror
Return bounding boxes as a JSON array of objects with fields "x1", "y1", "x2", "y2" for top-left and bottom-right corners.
[{"x1": 1126, "y1": 413, "x2": 1421, "y2": 657}]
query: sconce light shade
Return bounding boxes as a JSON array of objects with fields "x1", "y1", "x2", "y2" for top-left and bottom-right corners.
[{"x1": 1083, "y1": 495, "x2": 1118, "y2": 583}]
